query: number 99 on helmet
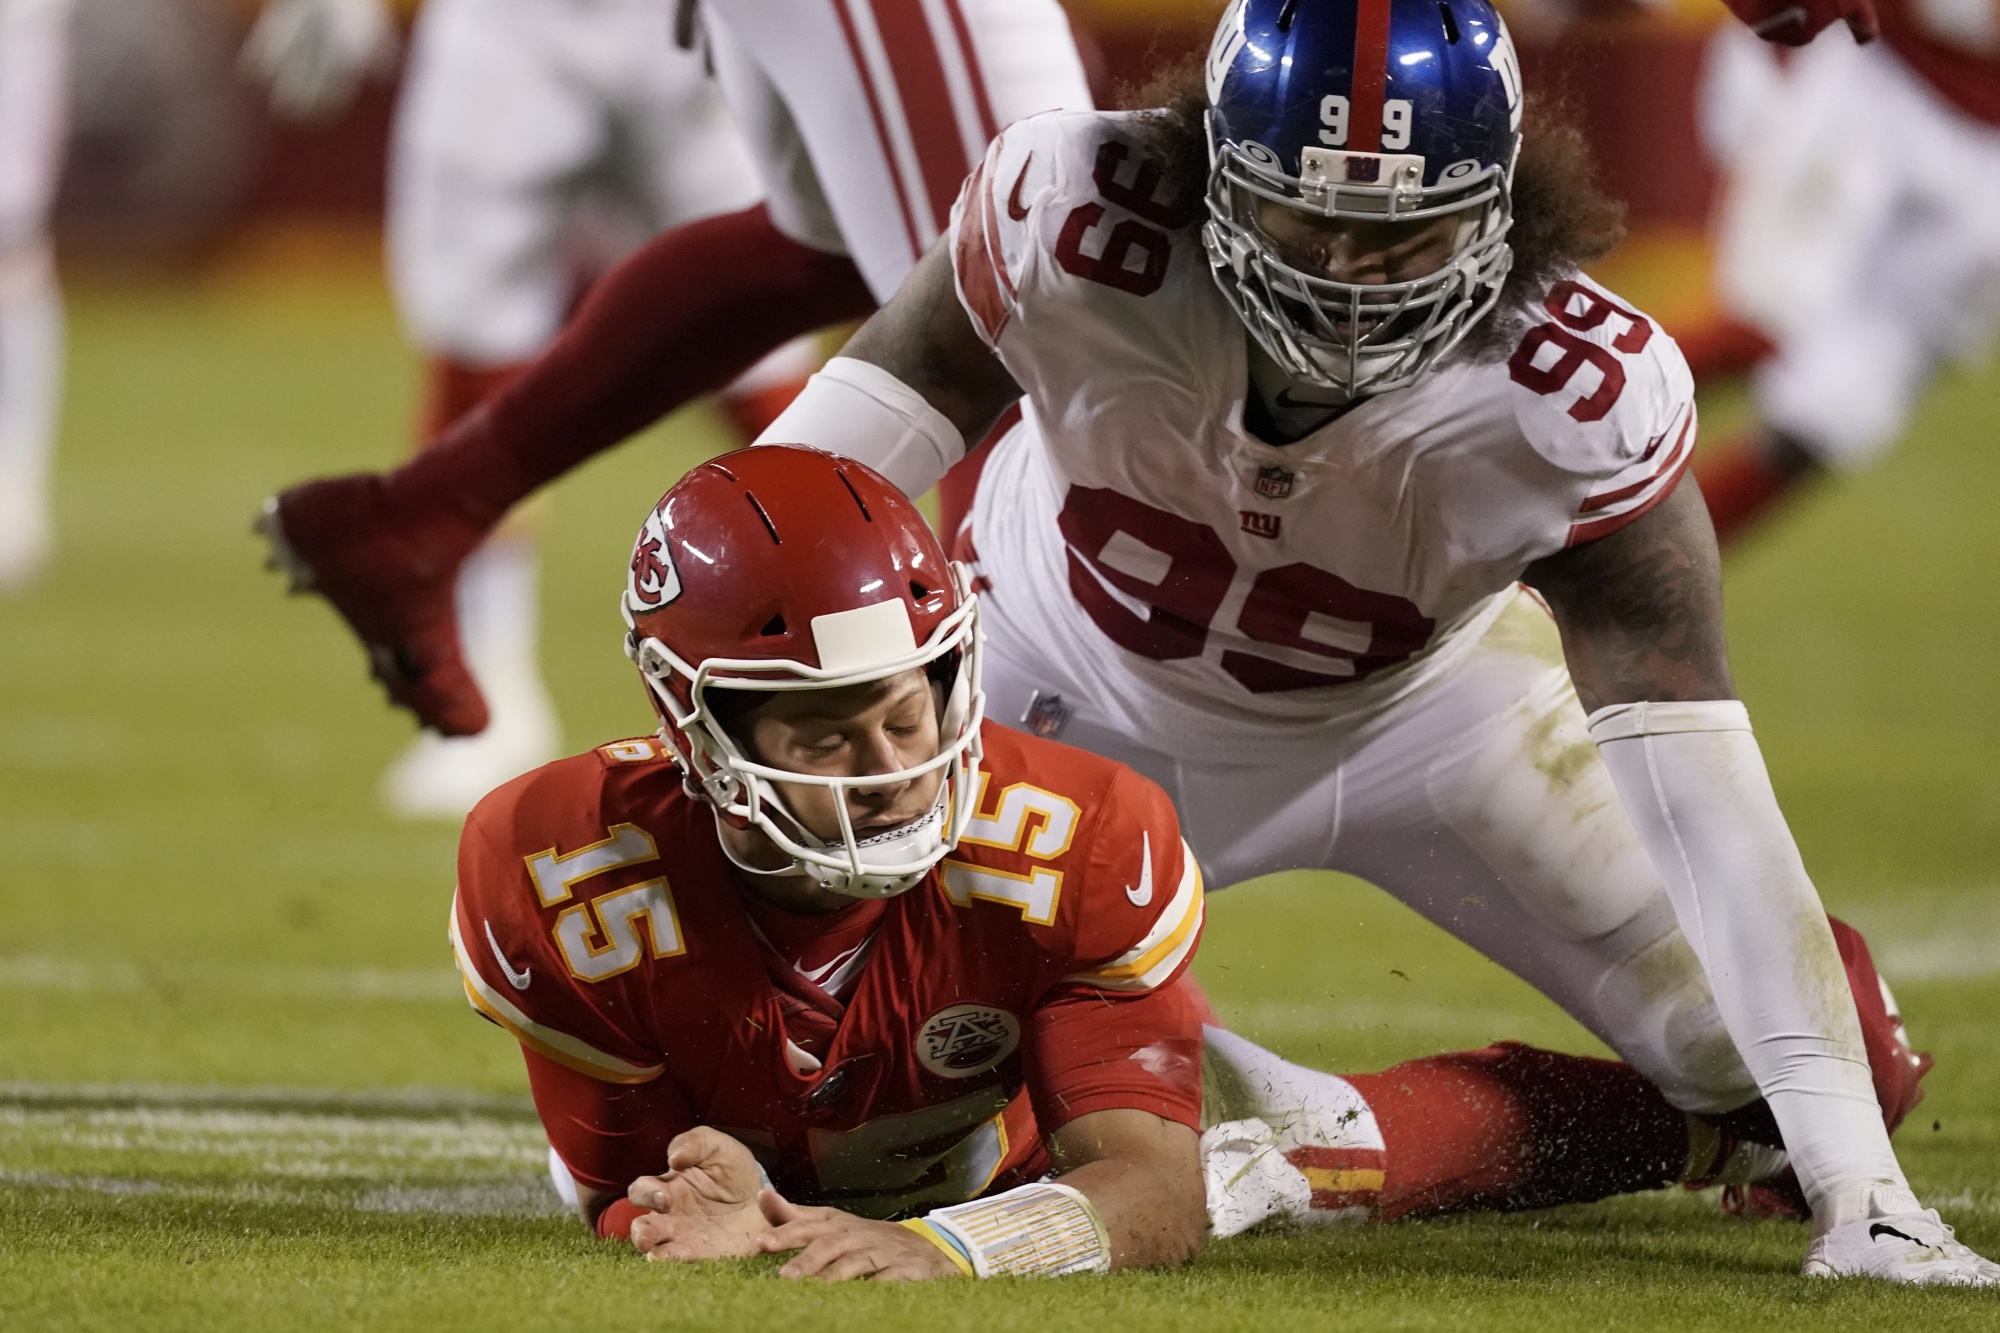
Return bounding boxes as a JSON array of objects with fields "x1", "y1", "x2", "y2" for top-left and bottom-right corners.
[{"x1": 1203, "y1": 0, "x2": 1524, "y2": 397}]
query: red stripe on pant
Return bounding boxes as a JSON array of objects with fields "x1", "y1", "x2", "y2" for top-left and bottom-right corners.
[
  {"x1": 829, "y1": 0, "x2": 925, "y2": 261},
  {"x1": 1348, "y1": 0, "x2": 1393, "y2": 152},
  {"x1": 867, "y1": 0, "x2": 979, "y2": 231},
  {"x1": 938, "y1": 0, "x2": 1000, "y2": 141}
]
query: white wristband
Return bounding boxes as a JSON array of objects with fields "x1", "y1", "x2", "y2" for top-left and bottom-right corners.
[
  {"x1": 917, "y1": 1182, "x2": 1111, "y2": 1277},
  {"x1": 752, "y1": 356, "x2": 966, "y2": 498}
]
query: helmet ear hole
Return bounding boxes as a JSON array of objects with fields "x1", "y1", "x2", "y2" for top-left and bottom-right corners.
[{"x1": 760, "y1": 614, "x2": 787, "y2": 637}]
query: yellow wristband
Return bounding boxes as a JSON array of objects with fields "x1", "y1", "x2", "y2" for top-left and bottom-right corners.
[{"x1": 897, "y1": 1217, "x2": 976, "y2": 1276}]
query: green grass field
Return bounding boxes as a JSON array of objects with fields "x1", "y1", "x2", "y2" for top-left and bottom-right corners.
[{"x1": 1, "y1": 255, "x2": 1996, "y2": 1329}]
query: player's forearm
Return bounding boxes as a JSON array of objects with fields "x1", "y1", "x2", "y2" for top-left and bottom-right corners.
[
  {"x1": 1049, "y1": 1153, "x2": 1205, "y2": 1269},
  {"x1": 1587, "y1": 703, "x2": 1904, "y2": 1226},
  {"x1": 1532, "y1": 481, "x2": 1909, "y2": 1226},
  {"x1": 1046, "y1": 1111, "x2": 1205, "y2": 1270},
  {"x1": 837, "y1": 241, "x2": 1023, "y2": 445}
]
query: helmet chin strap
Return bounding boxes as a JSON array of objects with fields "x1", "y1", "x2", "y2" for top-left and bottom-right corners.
[{"x1": 714, "y1": 787, "x2": 952, "y2": 901}]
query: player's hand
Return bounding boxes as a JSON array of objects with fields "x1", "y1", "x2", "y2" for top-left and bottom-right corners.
[
  {"x1": 1721, "y1": 0, "x2": 1878, "y2": 45},
  {"x1": 625, "y1": 1126, "x2": 772, "y2": 1261},
  {"x1": 757, "y1": 1192, "x2": 964, "y2": 1281},
  {"x1": 241, "y1": 0, "x2": 399, "y2": 123}
]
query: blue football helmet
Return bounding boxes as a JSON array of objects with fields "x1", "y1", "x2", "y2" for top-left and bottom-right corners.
[{"x1": 1203, "y1": 0, "x2": 1524, "y2": 397}]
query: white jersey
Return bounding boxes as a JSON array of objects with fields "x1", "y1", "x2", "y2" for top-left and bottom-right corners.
[{"x1": 950, "y1": 111, "x2": 1696, "y2": 761}]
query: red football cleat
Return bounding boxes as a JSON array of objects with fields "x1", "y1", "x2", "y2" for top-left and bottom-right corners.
[
  {"x1": 1829, "y1": 915, "x2": 1934, "y2": 1135},
  {"x1": 257, "y1": 474, "x2": 492, "y2": 737},
  {"x1": 1706, "y1": 916, "x2": 1933, "y2": 1224}
]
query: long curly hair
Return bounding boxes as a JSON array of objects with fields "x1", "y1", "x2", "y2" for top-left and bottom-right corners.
[{"x1": 1121, "y1": 54, "x2": 1627, "y2": 361}]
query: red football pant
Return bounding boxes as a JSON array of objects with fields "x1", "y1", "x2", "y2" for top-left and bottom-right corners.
[
  {"x1": 386, "y1": 205, "x2": 876, "y2": 535},
  {"x1": 1351, "y1": 1043, "x2": 1690, "y2": 1222}
]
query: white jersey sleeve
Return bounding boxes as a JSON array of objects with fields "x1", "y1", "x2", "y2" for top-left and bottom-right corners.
[
  {"x1": 1500, "y1": 275, "x2": 1698, "y2": 549},
  {"x1": 950, "y1": 110, "x2": 1204, "y2": 357}
]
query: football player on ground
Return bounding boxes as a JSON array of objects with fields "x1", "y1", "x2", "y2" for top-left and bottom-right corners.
[
  {"x1": 245, "y1": 0, "x2": 816, "y2": 817},
  {"x1": 255, "y1": 0, "x2": 1862, "y2": 739},
  {"x1": 0, "y1": 0, "x2": 70, "y2": 592},
  {"x1": 717, "y1": 0, "x2": 1997, "y2": 1285},
  {"x1": 1690, "y1": 0, "x2": 2000, "y2": 544},
  {"x1": 458, "y1": 447, "x2": 1932, "y2": 1278}
]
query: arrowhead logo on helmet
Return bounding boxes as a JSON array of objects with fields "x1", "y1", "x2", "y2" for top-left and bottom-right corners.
[
  {"x1": 618, "y1": 447, "x2": 988, "y2": 902},
  {"x1": 625, "y1": 504, "x2": 683, "y2": 612}
]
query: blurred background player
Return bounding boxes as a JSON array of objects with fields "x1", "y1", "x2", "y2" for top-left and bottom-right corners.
[
  {"x1": 259, "y1": 0, "x2": 1096, "y2": 746},
  {"x1": 245, "y1": 0, "x2": 815, "y2": 817},
  {"x1": 1692, "y1": 1, "x2": 2000, "y2": 544},
  {"x1": 0, "y1": 0, "x2": 71, "y2": 592}
]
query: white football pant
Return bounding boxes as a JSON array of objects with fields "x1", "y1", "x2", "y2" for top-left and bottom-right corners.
[
  {"x1": 0, "y1": 0, "x2": 69, "y2": 591},
  {"x1": 388, "y1": 0, "x2": 764, "y2": 364},
  {"x1": 384, "y1": 0, "x2": 770, "y2": 813},
  {"x1": 982, "y1": 585, "x2": 1766, "y2": 1119},
  {"x1": 701, "y1": 0, "x2": 1093, "y2": 302},
  {"x1": 1703, "y1": 25, "x2": 2000, "y2": 468}
]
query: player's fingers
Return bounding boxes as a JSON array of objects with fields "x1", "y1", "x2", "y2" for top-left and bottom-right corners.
[
  {"x1": 757, "y1": 1216, "x2": 838, "y2": 1254},
  {"x1": 627, "y1": 1174, "x2": 673, "y2": 1210},
  {"x1": 778, "y1": 1232, "x2": 869, "y2": 1280},
  {"x1": 803, "y1": 1248, "x2": 886, "y2": 1283},
  {"x1": 666, "y1": 1126, "x2": 726, "y2": 1173},
  {"x1": 629, "y1": 1211, "x2": 675, "y2": 1254},
  {"x1": 758, "y1": 1188, "x2": 825, "y2": 1227}
]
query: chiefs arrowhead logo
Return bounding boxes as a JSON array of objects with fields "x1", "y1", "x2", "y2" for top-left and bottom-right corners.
[
  {"x1": 626, "y1": 504, "x2": 683, "y2": 612},
  {"x1": 916, "y1": 1004, "x2": 1020, "y2": 1080}
]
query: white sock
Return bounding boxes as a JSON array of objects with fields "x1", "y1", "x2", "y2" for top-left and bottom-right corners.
[
  {"x1": 456, "y1": 534, "x2": 559, "y2": 742},
  {"x1": 0, "y1": 239, "x2": 63, "y2": 586}
]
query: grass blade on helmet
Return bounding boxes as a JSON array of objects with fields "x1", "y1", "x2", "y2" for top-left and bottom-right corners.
[
  {"x1": 620, "y1": 446, "x2": 984, "y2": 899},
  {"x1": 1203, "y1": 0, "x2": 1523, "y2": 398}
]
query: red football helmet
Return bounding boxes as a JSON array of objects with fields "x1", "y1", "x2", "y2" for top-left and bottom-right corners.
[{"x1": 620, "y1": 446, "x2": 984, "y2": 898}]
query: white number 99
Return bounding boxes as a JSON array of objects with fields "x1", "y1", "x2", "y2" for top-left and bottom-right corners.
[{"x1": 1318, "y1": 94, "x2": 1349, "y2": 147}]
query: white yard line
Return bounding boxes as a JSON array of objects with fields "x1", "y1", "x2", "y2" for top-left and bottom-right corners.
[
  {"x1": 0, "y1": 1166, "x2": 568, "y2": 1217},
  {"x1": 0, "y1": 1081, "x2": 535, "y2": 1118},
  {"x1": 0, "y1": 957, "x2": 463, "y2": 1001},
  {"x1": 0, "y1": 1083, "x2": 565, "y2": 1217}
]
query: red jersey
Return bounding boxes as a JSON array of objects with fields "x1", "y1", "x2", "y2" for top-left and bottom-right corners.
[
  {"x1": 450, "y1": 721, "x2": 1206, "y2": 1219},
  {"x1": 1879, "y1": 0, "x2": 2000, "y2": 126}
]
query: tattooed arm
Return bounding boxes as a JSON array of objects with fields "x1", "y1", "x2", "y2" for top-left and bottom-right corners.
[
  {"x1": 1522, "y1": 477, "x2": 1736, "y2": 711},
  {"x1": 841, "y1": 240, "x2": 1024, "y2": 444},
  {"x1": 1527, "y1": 473, "x2": 1935, "y2": 1239},
  {"x1": 754, "y1": 241, "x2": 1022, "y2": 497}
]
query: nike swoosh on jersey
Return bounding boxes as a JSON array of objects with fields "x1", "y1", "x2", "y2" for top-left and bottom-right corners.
[
  {"x1": 1007, "y1": 154, "x2": 1034, "y2": 221},
  {"x1": 1125, "y1": 830, "x2": 1153, "y2": 907},
  {"x1": 485, "y1": 919, "x2": 532, "y2": 991}
]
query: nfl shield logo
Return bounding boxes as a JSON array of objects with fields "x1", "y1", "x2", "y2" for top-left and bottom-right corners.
[
  {"x1": 1254, "y1": 466, "x2": 1295, "y2": 500},
  {"x1": 1021, "y1": 691, "x2": 1072, "y2": 739}
]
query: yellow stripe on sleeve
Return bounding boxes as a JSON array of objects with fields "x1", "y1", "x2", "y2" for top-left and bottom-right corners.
[
  {"x1": 1064, "y1": 845, "x2": 1204, "y2": 993},
  {"x1": 449, "y1": 904, "x2": 664, "y2": 1085}
]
